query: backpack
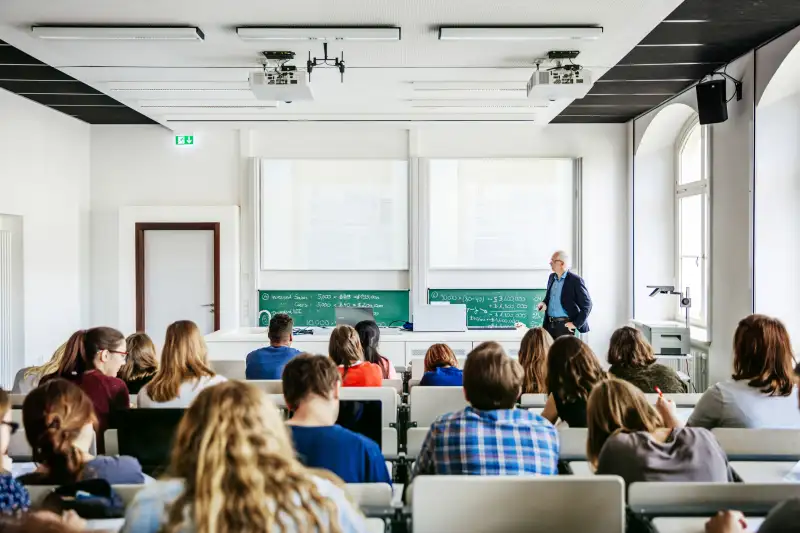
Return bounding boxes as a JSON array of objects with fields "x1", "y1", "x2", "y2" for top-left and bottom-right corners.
[{"x1": 41, "y1": 479, "x2": 125, "y2": 519}]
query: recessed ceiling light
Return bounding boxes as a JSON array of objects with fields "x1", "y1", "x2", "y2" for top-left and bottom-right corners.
[
  {"x1": 236, "y1": 27, "x2": 401, "y2": 41},
  {"x1": 31, "y1": 26, "x2": 205, "y2": 41},
  {"x1": 438, "y1": 26, "x2": 603, "y2": 41}
]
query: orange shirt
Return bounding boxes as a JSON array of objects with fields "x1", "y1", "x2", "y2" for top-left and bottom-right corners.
[{"x1": 338, "y1": 362, "x2": 383, "y2": 387}]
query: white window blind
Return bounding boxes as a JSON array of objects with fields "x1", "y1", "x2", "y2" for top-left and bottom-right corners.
[
  {"x1": 428, "y1": 159, "x2": 575, "y2": 270},
  {"x1": 260, "y1": 159, "x2": 409, "y2": 271},
  {"x1": 0, "y1": 230, "x2": 12, "y2": 389}
]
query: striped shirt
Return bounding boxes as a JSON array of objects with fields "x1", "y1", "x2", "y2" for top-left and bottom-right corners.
[{"x1": 411, "y1": 407, "x2": 559, "y2": 477}]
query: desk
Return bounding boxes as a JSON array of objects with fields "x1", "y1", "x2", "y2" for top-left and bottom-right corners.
[
  {"x1": 653, "y1": 517, "x2": 764, "y2": 533},
  {"x1": 731, "y1": 461, "x2": 799, "y2": 483},
  {"x1": 206, "y1": 327, "x2": 526, "y2": 366}
]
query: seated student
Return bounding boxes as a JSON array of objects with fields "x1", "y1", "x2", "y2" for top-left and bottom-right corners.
[
  {"x1": 518, "y1": 327, "x2": 553, "y2": 394},
  {"x1": 328, "y1": 325, "x2": 382, "y2": 387},
  {"x1": 121, "y1": 381, "x2": 368, "y2": 533},
  {"x1": 355, "y1": 321, "x2": 398, "y2": 379},
  {"x1": 688, "y1": 314, "x2": 800, "y2": 429},
  {"x1": 119, "y1": 332, "x2": 159, "y2": 395},
  {"x1": 246, "y1": 313, "x2": 301, "y2": 380},
  {"x1": 588, "y1": 378, "x2": 732, "y2": 485},
  {"x1": 419, "y1": 344, "x2": 463, "y2": 387},
  {"x1": 13, "y1": 342, "x2": 67, "y2": 395},
  {"x1": 283, "y1": 354, "x2": 391, "y2": 484},
  {"x1": 0, "y1": 389, "x2": 29, "y2": 514},
  {"x1": 138, "y1": 321, "x2": 226, "y2": 408},
  {"x1": 40, "y1": 328, "x2": 130, "y2": 441},
  {"x1": 18, "y1": 379, "x2": 145, "y2": 485},
  {"x1": 607, "y1": 326, "x2": 686, "y2": 394},
  {"x1": 541, "y1": 336, "x2": 606, "y2": 428},
  {"x1": 411, "y1": 342, "x2": 558, "y2": 477}
]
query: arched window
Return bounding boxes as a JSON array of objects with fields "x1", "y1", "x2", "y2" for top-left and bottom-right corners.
[{"x1": 676, "y1": 118, "x2": 709, "y2": 326}]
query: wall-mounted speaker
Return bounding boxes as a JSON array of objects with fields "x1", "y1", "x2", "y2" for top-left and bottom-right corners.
[{"x1": 696, "y1": 79, "x2": 728, "y2": 125}]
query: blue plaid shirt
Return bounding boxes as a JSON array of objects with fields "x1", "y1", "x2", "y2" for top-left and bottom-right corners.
[{"x1": 411, "y1": 407, "x2": 559, "y2": 477}]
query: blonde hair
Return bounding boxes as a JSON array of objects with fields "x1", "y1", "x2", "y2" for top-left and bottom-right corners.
[
  {"x1": 162, "y1": 381, "x2": 344, "y2": 533},
  {"x1": 328, "y1": 326, "x2": 364, "y2": 376},
  {"x1": 518, "y1": 328, "x2": 553, "y2": 393},
  {"x1": 586, "y1": 378, "x2": 663, "y2": 466},
  {"x1": 119, "y1": 332, "x2": 159, "y2": 382},
  {"x1": 146, "y1": 321, "x2": 215, "y2": 403},
  {"x1": 25, "y1": 343, "x2": 68, "y2": 380}
]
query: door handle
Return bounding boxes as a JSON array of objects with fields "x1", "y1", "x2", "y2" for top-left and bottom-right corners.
[{"x1": 201, "y1": 304, "x2": 215, "y2": 307}]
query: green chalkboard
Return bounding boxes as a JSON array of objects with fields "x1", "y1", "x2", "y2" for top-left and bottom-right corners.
[
  {"x1": 259, "y1": 290, "x2": 410, "y2": 327},
  {"x1": 428, "y1": 289, "x2": 547, "y2": 329}
]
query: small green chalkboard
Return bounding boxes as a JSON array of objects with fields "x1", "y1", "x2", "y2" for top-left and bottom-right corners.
[
  {"x1": 428, "y1": 288, "x2": 547, "y2": 329},
  {"x1": 258, "y1": 290, "x2": 410, "y2": 327}
]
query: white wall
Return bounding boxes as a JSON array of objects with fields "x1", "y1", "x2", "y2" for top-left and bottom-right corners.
[
  {"x1": 0, "y1": 89, "x2": 91, "y2": 367},
  {"x1": 90, "y1": 126, "x2": 241, "y2": 329}
]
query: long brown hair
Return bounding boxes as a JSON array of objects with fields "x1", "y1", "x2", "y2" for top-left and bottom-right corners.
[
  {"x1": 732, "y1": 314, "x2": 795, "y2": 396},
  {"x1": 546, "y1": 336, "x2": 606, "y2": 403},
  {"x1": 51, "y1": 328, "x2": 124, "y2": 378},
  {"x1": 424, "y1": 344, "x2": 458, "y2": 373},
  {"x1": 518, "y1": 328, "x2": 553, "y2": 393},
  {"x1": 146, "y1": 321, "x2": 215, "y2": 403},
  {"x1": 162, "y1": 381, "x2": 344, "y2": 533},
  {"x1": 119, "y1": 332, "x2": 159, "y2": 382},
  {"x1": 607, "y1": 326, "x2": 656, "y2": 368},
  {"x1": 586, "y1": 378, "x2": 663, "y2": 466},
  {"x1": 22, "y1": 379, "x2": 97, "y2": 484},
  {"x1": 328, "y1": 325, "x2": 364, "y2": 377}
]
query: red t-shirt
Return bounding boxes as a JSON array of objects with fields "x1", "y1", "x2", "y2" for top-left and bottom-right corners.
[{"x1": 338, "y1": 363, "x2": 383, "y2": 387}]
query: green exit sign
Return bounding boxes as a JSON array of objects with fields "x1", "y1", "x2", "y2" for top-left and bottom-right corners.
[{"x1": 175, "y1": 135, "x2": 194, "y2": 145}]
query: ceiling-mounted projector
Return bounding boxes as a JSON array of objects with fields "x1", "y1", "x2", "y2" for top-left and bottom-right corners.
[
  {"x1": 249, "y1": 51, "x2": 313, "y2": 102},
  {"x1": 527, "y1": 66, "x2": 593, "y2": 100}
]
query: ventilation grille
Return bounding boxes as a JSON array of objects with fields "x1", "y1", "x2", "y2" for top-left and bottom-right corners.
[{"x1": 0, "y1": 230, "x2": 12, "y2": 389}]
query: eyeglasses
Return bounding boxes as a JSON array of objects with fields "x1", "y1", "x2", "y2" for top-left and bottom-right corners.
[
  {"x1": 1, "y1": 421, "x2": 19, "y2": 435},
  {"x1": 549, "y1": 259, "x2": 564, "y2": 265},
  {"x1": 109, "y1": 350, "x2": 128, "y2": 359}
]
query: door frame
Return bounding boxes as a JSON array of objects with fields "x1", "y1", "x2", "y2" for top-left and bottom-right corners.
[{"x1": 135, "y1": 222, "x2": 221, "y2": 332}]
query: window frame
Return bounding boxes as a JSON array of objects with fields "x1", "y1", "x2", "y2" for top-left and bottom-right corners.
[{"x1": 674, "y1": 116, "x2": 710, "y2": 328}]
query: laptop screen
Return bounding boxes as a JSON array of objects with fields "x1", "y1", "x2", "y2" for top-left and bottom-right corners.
[{"x1": 334, "y1": 307, "x2": 375, "y2": 326}]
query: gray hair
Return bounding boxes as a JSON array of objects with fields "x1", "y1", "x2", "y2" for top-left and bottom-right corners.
[{"x1": 554, "y1": 250, "x2": 571, "y2": 267}]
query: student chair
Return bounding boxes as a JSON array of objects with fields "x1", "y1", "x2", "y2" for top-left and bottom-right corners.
[
  {"x1": 107, "y1": 409, "x2": 185, "y2": 476},
  {"x1": 248, "y1": 380, "x2": 283, "y2": 394},
  {"x1": 211, "y1": 360, "x2": 246, "y2": 380},
  {"x1": 629, "y1": 482, "x2": 800, "y2": 517},
  {"x1": 411, "y1": 475, "x2": 625, "y2": 533},
  {"x1": 10, "y1": 394, "x2": 26, "y2": 408},
  {"x1": 345, "y1": 483, "x2": 393, "y2": 507},
  {"x1": 339, "y1": 387, "x2": 399, "y2": 459},
  {"x1": 712, "y1": 428, "x2": 800, "y2": 461},
  {"x1": 558, "y1": 427, "x2": 588, "y2": 461},
  {"x1": 407, "y1": 387, "x2": 469, "y2": 458},
  {"x1": 382, "y1": 379, "x2": 403, "y2": 394},
  {"x1": 519, "y1": 393, "x2": 548, "y2": 408}
]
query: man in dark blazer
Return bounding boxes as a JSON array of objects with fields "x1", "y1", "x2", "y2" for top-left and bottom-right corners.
[{"x1": 537, "y1": 250, "x2": 592, "y2": 339}]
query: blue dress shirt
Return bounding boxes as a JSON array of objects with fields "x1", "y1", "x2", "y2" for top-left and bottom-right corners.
[{"x1": 547, "y1": 270, "x2": 569, "y2": 318}]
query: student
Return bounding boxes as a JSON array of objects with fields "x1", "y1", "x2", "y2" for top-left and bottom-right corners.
[
  {"x1": 40, "y1": 328, "x2": 130, "y2": 440},
  {"x1": 121, "y1": 381, "x2": 368, "y2": 533},
  {"x1": 588, "y1": 378, "x2": 732, "y2": 485},
  {"x1": 13, "y1": 343, "x2": 67, "y2": 395},
  {"x1": 518, "y1": 327, "x2": 553, "y2": 394},
  {"x1": 411, "y1": 342, "x2": 558, "y2": 477},
  {"x1": 245, "y1": 313, "x2": 301, "y2": 380},
  {"x1": 354, "y1": 321, "x2": 398, "y2": 379},
  {"x1": 606, "y1": 326, "x2": 686, "y2": 394},
  {"x1": 0, "y1": 389, "x2": 29, "y2": 514},
  {"x1": 119, "y1": 333, "x2": 159, "y2": 395},
  {"x1": 283, "y1": 354, "x2": 391, "y2": 484},
  {"x1": 541, "y1": 336, "x2": 606, "y2": 428},
  {"x1": 18, "y1": 379, "x2": 145, "y2": 486},
  {"x1": 688, "y1": 314, "x2": 800, "y2": 429},
  {"x1": 138, "y1": 321, "x2": 226, "y2": 408},
  {"x1": 328, "y1": 325, "x2": 382, "y2": 387},
  {"x1": 419, "y1": 344, "x2": 463, "y2": 387}
]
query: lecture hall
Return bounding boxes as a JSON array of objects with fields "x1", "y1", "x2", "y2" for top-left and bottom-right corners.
[{"x1": 1, "y1": 0, "x2": 800, "y2": 532}]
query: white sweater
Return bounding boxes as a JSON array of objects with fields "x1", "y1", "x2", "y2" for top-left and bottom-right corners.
[{"x1": 137, "y1": 375, "x2": 228, "y2": 408}]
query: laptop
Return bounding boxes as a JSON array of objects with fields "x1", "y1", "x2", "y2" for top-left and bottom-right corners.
[{"x1": 335, "y1": 307, "x2": 375, "y2": 326}]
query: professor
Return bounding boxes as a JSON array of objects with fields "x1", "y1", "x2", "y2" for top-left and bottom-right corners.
[{"x1": 537, "y1": 250, "x2": 593, "y2": 339}]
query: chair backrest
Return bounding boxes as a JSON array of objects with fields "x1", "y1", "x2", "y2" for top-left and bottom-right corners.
[
  {"x1": 712, "y1": 428, "x2": 800, "y2": 461},
  {"x1": 629, "y1": 482, "x2": 800, "y2": 517},
  {"x1": 383, "y1": 379, "x2": 403, "y2": 394},
  {"x1": 643, "y1": 393, "x2": 703, "y2": 407},
  {"x1": 248, "y1": 380, "x2": 284, "y2": 394},
  {"x1": 345, "y1": 483, "x2": 393, "y2": 507},
  {"x1": 409, "y1": 387, "x2": 467, "y2": 427},
  {"x1": 519, "y1": 393, "x2": 548, "y2": 408},
  {"x1": 11, "y1": 368, "x2": 31, "y2": 394},
  {"x1": 558, "y1": 427, "x2": 588, "y2": 461},
  {"x1": 110, "y1": 409, "x2": 185, "y2": 476},
  {"x1": 412, "y1": 475, "x2": 625, "y2": 533},
  {"x1": 10, "y1": 394, "x2": 26, "y2": 409},
  {"x1": 27, "y1": 484, "x2": 146, "y2": 507},
  {"x1": 211, "y1": 360, "x2": 246, "y2": 380},
  {"x1": 340, "y1": 387, "x2": 398, "y2": 426}
]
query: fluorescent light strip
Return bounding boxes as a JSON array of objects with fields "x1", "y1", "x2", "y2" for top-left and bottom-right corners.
[
  {"x1": 31, "y1": 26, "x2": 205, "y2": 41},
  {"x1": 236, "y1": 27, "x2": 400, "y2": 41},
  {"x1": 438, "y1": 26, "x2": 602, "y2": 41}
]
